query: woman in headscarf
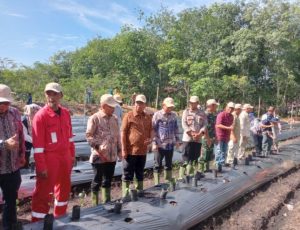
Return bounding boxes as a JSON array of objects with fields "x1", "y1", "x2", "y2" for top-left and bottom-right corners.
[{"x1": 22, "y1": 104, "x2": 41, "y2": 168}]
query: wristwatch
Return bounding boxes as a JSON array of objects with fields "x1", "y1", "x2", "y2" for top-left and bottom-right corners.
[{"x1": 0, "y1": 140, "x2": 4, "y2": 149}]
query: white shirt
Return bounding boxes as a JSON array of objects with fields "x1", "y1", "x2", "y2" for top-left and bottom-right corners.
[{"x1": 239, "y1": 110, "x2": 250, "y2": 137}]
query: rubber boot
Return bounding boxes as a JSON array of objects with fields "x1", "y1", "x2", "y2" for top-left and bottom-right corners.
[
  {"x1": 204, "y1": 161, "x2": 210, "y2": 172},
  {"x1": 91, "y1": 191, "x2": 99, "y2": 206},
  {"x1": 198, "y1": 160, "x2": 205, "y2": 173},
  {"x1": 101, "y1": 187, "x2": 111, "y2": 203},
  {"x1": 186, "y1": 164, "x2": 193, "y2": 176},
  {"x1": 178, "y1": 166, "x2": 186, "y2": 179},
  {"x1": 122, "y1": 181, "x2": 130, "y2": 198},
  {"x1": 154, "y1": 172, "x2": 160, "y2": 186},
  {"x1": 164, "y1": 170, "x2": 172, "y2": 182},
  {"x1": 136, "y1": 181, "x2": 144, "y2": 197}
]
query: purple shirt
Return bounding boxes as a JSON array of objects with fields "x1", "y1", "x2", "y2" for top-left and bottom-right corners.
[{"x1": 215, "y1": 111, "x2": 234, "y2": 142}]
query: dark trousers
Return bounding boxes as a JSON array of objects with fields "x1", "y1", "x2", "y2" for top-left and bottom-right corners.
[
  {"x1": 182, "y1": 142, "x2": 201, "y2": 164},
  {"x1": 24, "y1": 141, "x2": 32, "y2": 169},
  {"x1": 253, "y1": 134, "x2": 263, "y2": 155},
  {"x1": 122, "y1": 155, "x2": 146, "y2": 182},
  {"x1": 262, "y1": 133, "x2": 273, "y2": 156},
  {"x1": 0, "y1": 170, "x2": 21, "y2": 230},
  {"x1": 91, "y1": 162, "x2": 116, "y2": 192},
  {"x1": 154, "y1": 148, "x2": 173, "y2": 173}
]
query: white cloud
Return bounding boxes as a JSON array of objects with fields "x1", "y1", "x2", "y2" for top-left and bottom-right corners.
[
  {"x1": 4, "y1": 12, "x2": 27, "y2": 18},
  {"x1": 22, "y1": 38, "x2": 38, "y2": 48},
  {"x1": 138, "y1": 0, "x2": 230, "y2": 14},
  {"x1": 49, "y1": 0, "x2": 140, "y2": 33}
]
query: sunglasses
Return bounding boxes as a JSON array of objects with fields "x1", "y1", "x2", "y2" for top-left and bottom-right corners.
[{"x1": 0, "y1": 102, "x2": 10, "y2": 106}]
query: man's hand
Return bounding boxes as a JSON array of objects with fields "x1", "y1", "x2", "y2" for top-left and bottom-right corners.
[
  {"x1": 37, "y1": 170, "x2": 48, "y2": 178},
  {"x1": 232, "y1": 136, "x2": 238, "y2": 144},
  {"x1": 186, "y1": 131, "x2": 193, "y2": 137},
  {"x1": 122, "y1": 150, "x2": 128, "y2": 159},
  {"x1": 5, "y1": 134, "x2": 19, "y2": 151},
  {"x1": 144, "y1": 138, "x2": 152, "y2": 146},
  {"x1": 228, "y1": 125, "x2": 234, "y2": 131},
  {"x1": 192, "y1": 132, "x2": 203, "y2": 141},
  {"x1": 175, "y1": 142, "x2": 181, "y2": 149},
  {"x1": 207, "y1": 138, "x2": 212, "y2": 147},
  {"x1": 19, "y1": 157, "x2": 26, "y2": 167},
  {"x1": 152, "y1": 144, "x2": 158, "y2": 153}
]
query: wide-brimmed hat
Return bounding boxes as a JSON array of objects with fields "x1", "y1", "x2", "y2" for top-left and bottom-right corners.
[
  {"x1": 0, "y1": 84, "x2": 13, "y2": 103},
  {"x1": 206, "y1": 99, "x2": 219, "y2": 106},
  {"x1": 113, "y1": 94, "x2": 123, "y2": 103}
]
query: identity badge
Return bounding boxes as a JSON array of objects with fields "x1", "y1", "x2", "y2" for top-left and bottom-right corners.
[{"x1": 51, "y1": 132, "x2": 58, "y2": 143}]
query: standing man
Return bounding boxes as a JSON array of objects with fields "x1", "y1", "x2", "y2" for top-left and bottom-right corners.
[
  {"x1": 250, "y1": 118, "x2": 263, "y2": 156},
  {"x1": 199, "y1": 99, "x2": 219, "y2": 173},
  {"x1": 180, "y1": 96, "x2": 207, "y2": 178},
  {"x1": 0, "y1": 84, "x2": 25, "y2": 230},
  {"x1": 238, "y1": 104, "x2": 253, "y2": 160},
  {"x1": 121, "y1": 94, "x2": 152, "y2": 198},
  {"x1": 261, "y1": 107, "x2": 275, "y2": 157},
  {"x1": 113, "y1": 94, "x2": 123, "y2": 128},
  {"x1": 226, "y1": 104, "x2": 242, "y2": 166},
  {"x1": 86, "y1": 94, "x2": 121, "y2": 205},
  {"x1": 22, "y1": 104, "x2": 41, "y2": 169},
  {"x1": 152, "y1": 97, "x2": 180, "y2": 185},
  {"x1": 31, "y1": 83, "x2": 75, "y2": 222},
  {"x1": 215, "y1": 102, "x2": 234, "y2": 172}
]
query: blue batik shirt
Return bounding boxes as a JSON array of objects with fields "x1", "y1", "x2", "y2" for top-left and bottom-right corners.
[{"x1": 152, "y1": 110, "x2": 180, "y2": 151}]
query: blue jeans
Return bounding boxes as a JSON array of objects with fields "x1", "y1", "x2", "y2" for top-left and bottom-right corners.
[
  {"x1": 215, "y1": 141, "x2": 228, "y2": 166},
  {"x1": 262, "y1": 133, "x2": 273, "y2": 156}
]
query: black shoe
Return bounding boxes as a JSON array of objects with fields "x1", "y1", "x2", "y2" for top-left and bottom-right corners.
[{"x1": 224, "y1": 163, "x2": 231, "y2": 167}]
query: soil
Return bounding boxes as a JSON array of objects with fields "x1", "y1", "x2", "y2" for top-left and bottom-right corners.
[{"x1": 192, "y1": 137, "x2": 300, "y2": 230}]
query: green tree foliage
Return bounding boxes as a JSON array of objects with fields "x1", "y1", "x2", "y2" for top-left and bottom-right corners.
[{"x1": 1, "y1": 0, "x2": 300, "y2": 113}]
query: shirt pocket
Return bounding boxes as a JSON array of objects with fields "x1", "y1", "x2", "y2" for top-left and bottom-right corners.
[{"x1": 187, "y1": 115, "x2": 194, "y2": 126}]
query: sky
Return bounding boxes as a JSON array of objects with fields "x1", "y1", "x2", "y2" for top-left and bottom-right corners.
[{"x1": 0, "y1": 0, "x2": 230, "y2": 66}]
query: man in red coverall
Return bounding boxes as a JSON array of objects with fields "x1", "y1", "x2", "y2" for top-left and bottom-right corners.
[{"x1": 31, "y1": 82, "x2": 75, "y2": 222}]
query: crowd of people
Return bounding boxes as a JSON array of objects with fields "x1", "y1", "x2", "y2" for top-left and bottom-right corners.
[{"x1": 0, "y1": 82, "x2": 282, "y2": 229}]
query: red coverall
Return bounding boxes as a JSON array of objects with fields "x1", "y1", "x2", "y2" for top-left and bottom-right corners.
[{"x1": 31, "y1": 105, "x2": 75, "y2": 222}]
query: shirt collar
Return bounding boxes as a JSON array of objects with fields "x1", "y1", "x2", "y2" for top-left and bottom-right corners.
[
  {"x1": 46, "y1": 105, "x2": 62, "y2": 117},
  {"x1": 133, "y1": 109, "x2": 145, "y2": 117},
  {"x1": 99, "y1": 110, "x2": 108, "y2": 118}
]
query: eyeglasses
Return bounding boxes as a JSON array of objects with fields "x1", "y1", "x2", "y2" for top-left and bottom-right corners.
[{"x1": 0, "y1": 102, "x2": 10, "y2": 106}]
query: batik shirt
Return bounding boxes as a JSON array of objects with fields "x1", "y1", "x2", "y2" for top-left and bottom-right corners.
[
  {"x1": 0, "y1": 107, "x2": 25, "y2": 174},
  {"x1": 152, "y1": 110, "x2": 180, "y2": 151},
  {"x1": 182, "y1": 108, "x2": 207, "y2": 143}
]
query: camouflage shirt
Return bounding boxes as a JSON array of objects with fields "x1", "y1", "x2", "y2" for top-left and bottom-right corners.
[{"x1": 205, "y1": 111, "x2": 217, "y2": 139}]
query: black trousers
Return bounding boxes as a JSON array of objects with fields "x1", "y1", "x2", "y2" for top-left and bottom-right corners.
[
  {"x1": 182, "y1": 142, "x2": 201, "y2": 164},
  {"x1": 0, "y1": 170, "x2": 21, "y2": 230},
  {"x1": 253, "y1": 134, "x2": 263, "y2": 155},
  {"x1": 91, "y1": 162, "x2": 116, "y2": 192},
  {"x1": 154, "y1": 148, "x2": 173, "y2": 173},
  {"x1": 122, "y1": 155, "x2": 146, "y2": 182}
]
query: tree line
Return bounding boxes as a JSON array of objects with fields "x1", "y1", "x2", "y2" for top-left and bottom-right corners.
[{"x1": 1, "y1": 0, "x2": 300, "y2": 114}]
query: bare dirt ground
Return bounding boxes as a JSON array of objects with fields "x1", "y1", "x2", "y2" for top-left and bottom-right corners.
[{"x1": 193, "y1": 137, "x2": 300, "y2": 230}]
